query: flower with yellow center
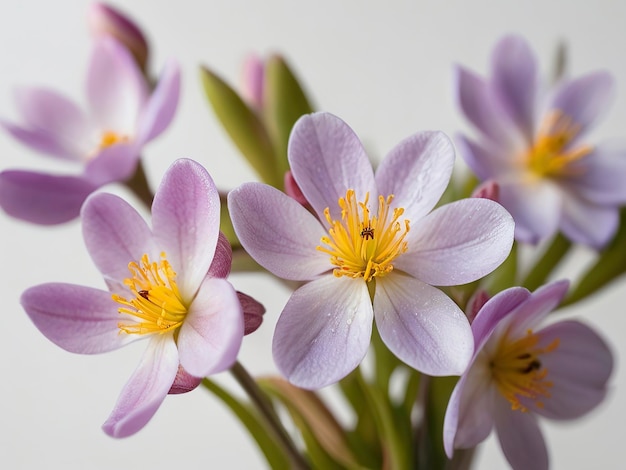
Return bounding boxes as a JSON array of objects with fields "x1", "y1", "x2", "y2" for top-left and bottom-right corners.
[
  {"x1": 21, "y1": 159, "x2": 245, "y2": 438},
  {"x1": 229, "y1": 112, "x2": 515, "y2": 389},
  {"x1": 455, "y1": 34, "x2": 626, "y2": 247},
  {"x1": 444, "y1": 281, "x2": 614, "y2": 470},
  {"x1": 0, "y1": 36, "x2": 180, "y2": 225}
]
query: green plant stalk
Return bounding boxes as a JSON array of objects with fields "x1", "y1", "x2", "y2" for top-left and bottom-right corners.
[
  {"x1": 522, "y1": 233, "x2": 571, "y2": 292},
  {"x1": 124, "y1": 160, "x2": 153, "y2": 210}
]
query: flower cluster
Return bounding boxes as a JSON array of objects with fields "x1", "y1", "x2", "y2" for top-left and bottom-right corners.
[{"x1": 2, "y1": 5, "x2": 621, "y2": 470}]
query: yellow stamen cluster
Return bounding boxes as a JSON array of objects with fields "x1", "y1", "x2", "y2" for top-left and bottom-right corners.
[
  {"x1": 525, "y1": 110, "x2": 592, "y2": 178},
  {"x1": 490, "y1": 329, "x2": 560, "y2": 412},
  {"x1": 112, "y1": 253, "x2": 187, "y2": 335},
  {"x1": 317, "y1": 189, "x2": 410, "y2": 282},
  {"x1": 99, "y1": 130, "x2": 129, "y2": 149}
]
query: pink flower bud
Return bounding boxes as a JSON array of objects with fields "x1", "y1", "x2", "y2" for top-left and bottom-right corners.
[
  {"x1": 471, "y1": 179, "x2": 500, "y2": 202},
  {"x1": 238, "y1": 291, "x2": 265, "y2": 335},
  {"x1": 240, "y1": 53, "x2": 265, "y2": 110},
  {"x1": 465, "y1": 289, "x2": 490, "y2": 323},
  {"x1": 87, "y1": 3, "x2": 149, "y2": 72},
  {"x1": 168, "y1": 365, "x2": 202, "y2": 395},
  {"x1": 284, "y1": 170, "x2": 309, "y2": 206}
]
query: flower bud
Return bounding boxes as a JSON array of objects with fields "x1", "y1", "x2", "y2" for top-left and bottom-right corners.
[
  {"x1": 87, "y1": 3, "x2": 149, "y2": 72},
  {"x1": 240, "y1": 53, "x2": 265, "y2": 110}
]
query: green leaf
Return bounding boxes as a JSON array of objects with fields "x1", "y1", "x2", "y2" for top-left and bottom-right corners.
[
  {"x1": 201, "y1": 379, "x2": 291, "y2": 469},
  {"x1": 200, "y1": 66, "x2": 282, "y2": 187},
  {"x1": 522, "y1": 233, "x2": 571, "y2": 292},
  {"x1": 259, "y1": 377, "x2": 361, "y2": 469},
  {"x1": 263, "y1": 55, "x2": 314, "y2": 177}
]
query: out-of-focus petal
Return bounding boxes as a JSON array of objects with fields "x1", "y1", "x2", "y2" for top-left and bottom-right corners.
[
  {"x1": 491, "y1": 35, "x2": 537, "y2": 141},
  {"x1": 550, "y1": 71, "x2": 614, "y2": 136},
  {"x1": 0, "y1": 119, "x2": 81, "y2": 161},
  {"x1": 530, "y1": 320, "x2": 612, "y2": 420},
  {"x1": 396, "y1": 198, "x2": 514, "y2": 286},
  {"x1": 565, "y1": 144, "x2": 626, "y2": 205},
  {"x1": 102, "y1": 335, "x2": 179, "y2": 438},
  {"x1": 560, "y1": 189, "x2": 619, "y2": 249},
  {"x1": 375, "y1": 131, "x2": 455, "y2": 222},
  {"x1": 87, "y1": 37, "x2": 148, "y2": 133},
  {"x1": 135, "y1": 59, "x2": 181, "y2": 144},
  {"x1": 13, "y1": 87, "x2": 93, "y2": 158},
  {"x1": 208, "y1": 232, "x2": 233, "y2": 279},
  {"x1": 288, "y1": 112, "x2": 377, "y2": 223},
  {"x1": 228, "y1": 183, "x2": 330, "y2": 281},
  {"x1": 240, "y1": 53, "x2": 265, "y2": 109},
  {"x1": 237, "y1": 291, "x2": 265, "y2": 335},
  {"x1": 178, "y1": 277, "x2": 243, "y2": 377},
  {"x1": 494, "y1": 396, "x2": 549, "y2": 470},
  {"x1": 273, "y1": 275, "x2": 372, "y2": 389},
  {"x1": 152, "y1": 159, "x2": 220, "y2": 299},
  {"x1": 455, "y1": 134, "x2": 511, "y2": 181},
  {"x1": 0, "y1": 170, "x2": 97, "y2": 224},
  {"x1": 454, "y1": 66, "x2": 519, "y2": 148},
  {"x1": 82, "y1": 192, "x2": 156, "y2": 288},
  {"x1": 21, "y1": 283, "x2": 134, "y2": 354},
  {"x1": 374, "y1": 274, "x2": 472, "y2": 376},
  {"x1": 83, "y1": 141, "x2": 139, "y2": 185},
  {"x1": 498, "y1": 178, "x2": 561, "y2": 244}
]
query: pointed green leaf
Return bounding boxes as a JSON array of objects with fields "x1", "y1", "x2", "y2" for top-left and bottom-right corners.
[
  {"x1": 200, "y1": 66, "x2": 282, "y2": 187},
  {"x1": 263, "y1": 55, "x2": 314, "y2": 177}
]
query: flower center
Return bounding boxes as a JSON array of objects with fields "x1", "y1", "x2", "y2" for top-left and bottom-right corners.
[
  {"x1": 490, "y1": 329, "x2": 559, "y2": 412},
  {"x1": 525, "y1": 110, "x2": 592, "y2": 178},
  {"x1": 317, "y1": 189, "x2": 410, "y2": 282},
  {"x1": 112, "y1": 252, "x2": 188, "y2": 335},
  {"x1": 99, "y1": 130, "x2": 129, "y2": 149}
]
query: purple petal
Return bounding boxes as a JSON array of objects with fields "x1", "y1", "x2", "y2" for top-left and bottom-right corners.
[
  {"x1": 81, "y1": 192, "x2": 156, "y2": 288},
  {"x1": 152, "y1": 159, "x2": 220, "y2": 299},
  {"x1": 228, "y1": 183, "x2": 330, "y2": 281},
  {"x1": 375, "y1": 131, "x2": 455, "y2": 222},
  {"x1": 240, "y1": 53, "x2": 265, "y2": 109},
  {"x1": 237, "y1": 291, "x2": 266, "y2": 335},
  {"x1": 288, "y1": 112, "x2": 377, "y2": 222},
  {"x1": 454, "y1": 134, "x2": 512, "y2": 181},
  {"x1": 135, "y1": 59, "x2": 181, "y2": 144},
  {"x1": 530, "y1": 320, "x2": 613, "y2": 419},
  {"x1": 565, "y1": 144, "x2": 626, "y2": 205},
  {"x1": 207, "y1": 232, "x2": 233, "y2": 279},
  {"x1": 498, "y1": 178, "x2": 562, "y2": 244},
  {"x1": 0, "y1": 170, "x2": 97, "y2": 224},
  {"x1": 374, "y1": 274, "x2": 472, "y2": 376},
  {"x1": 83, "y1": 141, "x2": 140, "y2": 185},
  {"x1": 491, "y1": 35, "x2": 538, "y2": 141},
  {"x1": 396, "y1": 198, "x2": 514, "y2": 286},
  {"x1": 444, "y1": 365, "x2": 497, "y2": 455},
  {"x1": 505, "y1": 280, "x2": 569, "y2": 339},
  {"x1": 493, "y1": 396, "x2": 549, "y2": 470},
  {"x1": 12, "y1": 87, "x2": 93, "y2": 158},
  {"x1": 102, "y1": 335, "x2": 179, "y2": 438},
  {"x1": 454, "y1": 65, "x2": 520, "y2": 147},
  {"x1": 273, "y1": 275, "x2": 373, "y2": 389},
  {"x1": 87, "y1": 37, "x2": 148, "y2": 133},
  {"x1": 550, "y1": 71, "x2": 614, "y2": 135},
  {"x1": 560, "y1": 190, "x2": 619, "y2": 248},
  {"x1": 21, "y1": 283, "x2": 133, "y2": 354},
  {"x1": 0, "y1": 119, "x2": 82, "y2": 161},
  {"x1": 168, "y1": 365, "x2": 202, "y2": 394},
  {"x1": 471, "y1": 287, "x2": 530, "y2": 351},
  {"x1": 178, "y1": 277, "x2": 243, "y2": 377}
]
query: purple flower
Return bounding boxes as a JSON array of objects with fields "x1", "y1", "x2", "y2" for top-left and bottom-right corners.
[
  {"x1": 228, "y1": 112, "x2": 515, "y2": 389},
  {"x1": 21, "y1": 159, "x2": 244, "y2": 437},
  {"x1": 455, "y1": 35, "x2": 626, "y2": 247},
  {"x1": 443, "y1": 281, "x2": 613, "y2": 470},
  {"x1": 0, "y1": 36, "x2": 180, "y2": 225}
]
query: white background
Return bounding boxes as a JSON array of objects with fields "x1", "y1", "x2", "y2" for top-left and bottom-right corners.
[{"x1": 0, "y1": 1, "x2": 625, "y2": 468}]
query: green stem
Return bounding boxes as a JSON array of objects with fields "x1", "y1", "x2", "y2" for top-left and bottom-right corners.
[
  {"x1": 124, "y1": 160, "x2": 153, "y2": 210},
  {"x1": 230, "y1": 361, "x2": 310, "y2": 470},
  {"x1": 522, "y1": 233, "x2": 571, "y2": 291}
]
